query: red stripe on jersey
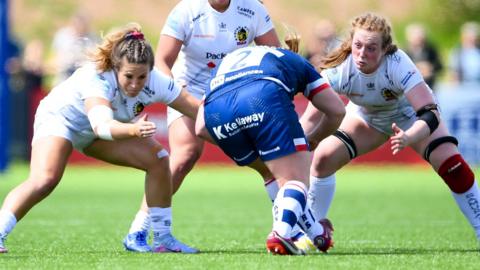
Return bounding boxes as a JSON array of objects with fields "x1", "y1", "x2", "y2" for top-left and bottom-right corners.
[{"x1": 308, "y1": 83, "x2": 330, "y2": 100}]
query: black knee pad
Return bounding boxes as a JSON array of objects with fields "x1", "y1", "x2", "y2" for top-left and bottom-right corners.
[
  {"x1": 423, "y1": 136, "x2": 458, "y2": 161},
  {"x1": 333, "y1": 130, "x2": 357, "y2": 160}
]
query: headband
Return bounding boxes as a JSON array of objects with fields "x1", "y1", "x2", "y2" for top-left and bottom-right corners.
[{"x1": 125, "y1": 31, "x2": 144, "y2": 40}]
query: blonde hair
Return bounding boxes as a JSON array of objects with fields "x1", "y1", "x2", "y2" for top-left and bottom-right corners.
[
  {"x1": 283, "y1": 24, "x2": 301, "y2": 53},
  {"x1": 320, "y1": 13, "x2": 397, "y2": 70},
  {"x1": 90, "y1": 22, "x2": 154, "y2": 72}
]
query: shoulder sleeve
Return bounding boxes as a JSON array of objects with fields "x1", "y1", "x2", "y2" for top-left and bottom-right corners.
[
  {"x1": 391, "y1": 50, "x2": 424, "y2": 94},
  {"x1": 80, "y1": 67, "x2": 114, "y2": 101},
  {"x1": 320, "y1": 67, "x2": 344, "y2": 94},
  {"x1": 160, "y1": 1, "x2": 189, "y2": 41},
  {"x1": 251, "y1": 0, "x2": 275, "y2": 37},
  {"x1": 149, "y1": 68, "x2": 182, "y2": 104},
  {"x1": 297, "y1": 58, "x2": 330, "y2": 99}
]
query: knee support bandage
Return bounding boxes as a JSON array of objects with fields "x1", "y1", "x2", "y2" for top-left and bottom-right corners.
[{"x1": 438, "y1": 154, "x2": 474, "y2": 194}]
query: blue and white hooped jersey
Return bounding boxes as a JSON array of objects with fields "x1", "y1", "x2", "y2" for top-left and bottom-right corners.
[{"x1": 206, "y1": 46, "x2": 330, "y2": 101}]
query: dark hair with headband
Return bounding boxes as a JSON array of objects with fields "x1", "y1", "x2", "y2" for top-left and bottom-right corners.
[{"x1": 91, "y1": 22, "x2": 155, "y2": 72}]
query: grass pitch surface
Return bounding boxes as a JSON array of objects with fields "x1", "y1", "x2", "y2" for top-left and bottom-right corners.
[{"x1": 1, "y1": 163, "x2": 479, "y2": 269}]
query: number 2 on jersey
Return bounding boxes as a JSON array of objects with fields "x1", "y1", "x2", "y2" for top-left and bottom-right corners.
[{"x1": 216, "y1": 47, "x2": 284, "y2": 75}]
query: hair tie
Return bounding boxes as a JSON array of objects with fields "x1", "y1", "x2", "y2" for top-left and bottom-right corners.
[{"x1": 125, "y1": 31, "x2": 144, "y2": 40}]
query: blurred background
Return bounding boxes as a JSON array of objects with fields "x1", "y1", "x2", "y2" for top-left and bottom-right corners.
[{"x1": 1, "y1": 0, "x2": 480, "y2": 172}]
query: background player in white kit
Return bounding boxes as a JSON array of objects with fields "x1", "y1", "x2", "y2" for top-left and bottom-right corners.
[
  {"x1": 124, "y1": 0, "x2": 283, "y2": 252},
  {"x1": 300, "y1": 13, "x2": 480, "y2": 247},
  {"x1": 0, "y1": 23, "x2": 200, "y2": 254}
]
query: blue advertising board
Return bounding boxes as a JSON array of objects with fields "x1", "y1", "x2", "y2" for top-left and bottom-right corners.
[{"x1": 0, "y1": 0, "x2": 10, "y2": 172}]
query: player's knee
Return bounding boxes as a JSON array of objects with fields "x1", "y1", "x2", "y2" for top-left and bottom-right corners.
[
  {"x1": 171, "y1": 148, "x2": 202, "y2": 174},
  {"x1": 29, "y1": 174, "x2": 61, "y2": 197},
  {"x1": 438, "y1": 154, "x2": 475, "y2": 194},
  {"x1": 423, "y1": 136, "x2": 458, "y2": 161},
  {"x1": 311, "y1": 153, "x2": 337, "y2": 177}
]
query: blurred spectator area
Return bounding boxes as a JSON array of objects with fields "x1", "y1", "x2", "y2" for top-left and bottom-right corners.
[{"x1": 5, "y1": 0, "x2": 480, "y2": 166}]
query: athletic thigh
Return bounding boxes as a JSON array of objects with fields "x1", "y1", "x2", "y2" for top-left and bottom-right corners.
[
  {"x1": 339, "y1": 114, "x2": 389, "y2": 155},
  {"x1": 168, "y1": 116, "x2": 204, "y2": 156},
  {"x1": 264, "y1": 151, "x2": 311, "y2": 186},
  {"x1": 409, "y1": 122, "x2": 459, "y2": 170},
  {"x1": 29, "y1": 136, "x2": 73, "y2": 183},
  {"x1": 83, "y1": 137, "x2": 166, "y2": 170},
  {"x1": 312, "y1": 115, "x2": 388, "y2": 176}
]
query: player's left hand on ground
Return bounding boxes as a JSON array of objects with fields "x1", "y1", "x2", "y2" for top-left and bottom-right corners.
[
  {"x1": 134, "y1": 114, "x2": 157, "y2": 138},
  {"x1": 390, "y1": 123, "x2": 409, "y2": 155}
]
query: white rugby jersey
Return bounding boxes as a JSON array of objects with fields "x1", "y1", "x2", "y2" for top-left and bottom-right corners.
[
  {"x1": 38, "y1": 63, "x2": 181, "y2": 133},
  {"x1": 161, "y1": 0, "x2": 274, "y2": 95},
  {"x1": 321, "y1": 49, "x2": 425, "y2": 116}
]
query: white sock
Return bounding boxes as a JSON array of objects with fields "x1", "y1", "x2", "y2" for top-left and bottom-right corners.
[
  {"x1": 264, "y1": 178, "x2": 279, "y2": 202},
  {"x1": 0, "y1": 210, "x2": 17, "y2": 238},
  {"x1": 308, "y1": 174, "x2": 336, "y2": 220},
  {"x1": 128, "y1": 210, "x2": 150, "y2": 234},
  {"x1": 298, "y1": 207, "x2": 324, "y2": 240},
  {"x1": 451, "y1": 180, "x2": 480, "y2": 239},
  {"x1": 272, "y1": 181, "x2": 307, "y2": 238},
  {"x1": 150, "y1": 207, "x2": 172, "y2": 238},
  {"x1": 264, "y1": 179, "x2": 305, "y2": 239}
]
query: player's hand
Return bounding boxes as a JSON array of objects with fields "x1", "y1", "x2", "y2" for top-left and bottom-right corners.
[
  {"x1": 134, "y1": 114, "x2": 156, "y2": 138},
  {"x1": 390, "y1": 123, "x2": 409, "y2": 155},
  {"x1": 307, "y1": 135, "x2": 319, "y2": 151}
]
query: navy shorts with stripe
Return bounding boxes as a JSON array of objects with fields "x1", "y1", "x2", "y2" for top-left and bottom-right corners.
[{"x1": 204, "y1": 80, "x2": 308, "y2": 166}]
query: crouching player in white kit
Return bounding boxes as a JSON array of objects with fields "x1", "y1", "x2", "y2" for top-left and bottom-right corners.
[
  {"x1": 195, "y1": 45, "x2": 346, "y2": 255},
  {"x1": 300, "y1": 13, "x2": 480, "y2": 247},
  {"x1": 0, "y1": 23, "x2": 200, "y2": 254}
]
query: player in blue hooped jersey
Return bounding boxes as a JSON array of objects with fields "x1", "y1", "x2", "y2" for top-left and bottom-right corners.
[{"x1": 196, "y1": 46, "x2": 346, "y2": 255}]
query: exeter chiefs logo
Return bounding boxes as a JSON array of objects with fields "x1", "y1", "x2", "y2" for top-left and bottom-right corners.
[
  {"x1": 234, "y1": 26, "x2": 248, "y2": 45},
  {"x1": 381, "y1": 88, "x2": 398, "y2": 101},
  {"x1": 133, "y1": 101, "x2": 145, "y2": 116}
]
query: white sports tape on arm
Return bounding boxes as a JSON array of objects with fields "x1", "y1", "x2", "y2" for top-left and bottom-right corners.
[{"x1": 87, "y1": 105, "x2": 114, "y2": 140}]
